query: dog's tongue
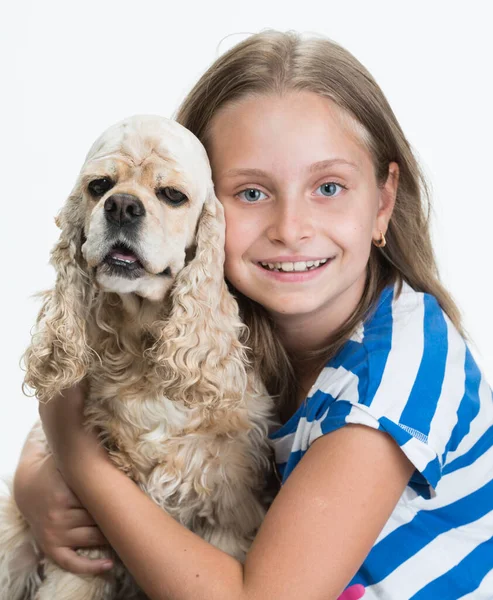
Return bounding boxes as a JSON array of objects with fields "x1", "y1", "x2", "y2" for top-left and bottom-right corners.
[{"x1": 110, "y1": 248, "x2": 138, "y2": 262}]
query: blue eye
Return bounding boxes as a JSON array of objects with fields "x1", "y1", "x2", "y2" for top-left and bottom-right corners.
[
  {"x1": 237, "y1": 188, "x2": 267, "y2": 203},
  {"x1": 317, "y1": 182, "x2": 344, "y2": 197}
]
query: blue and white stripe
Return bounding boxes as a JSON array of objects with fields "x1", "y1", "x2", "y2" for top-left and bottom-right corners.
[{"x1": 269, "y1": 281, "x2": 493, "y2": 598}]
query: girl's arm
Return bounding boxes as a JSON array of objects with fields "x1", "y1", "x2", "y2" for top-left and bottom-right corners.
[
  {"x1": 40, "y1": 387, "x2": 414, "y2": 600},
  {"x1": 13, "y1": 422, "x2": 112, "y2": 574}
]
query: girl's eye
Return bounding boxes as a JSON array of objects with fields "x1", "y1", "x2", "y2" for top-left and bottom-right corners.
[
  {"x1": 316, "y1": 182, "x2": 345, "y2": 197},
  {"x1": 237, "y1": 188, "x2": 267, "y2": 203}
]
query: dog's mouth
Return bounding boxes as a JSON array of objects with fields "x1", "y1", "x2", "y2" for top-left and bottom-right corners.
[
  {"x1": 101, "y1": 243, "x2": 171, "y2": 279},
  {"x1": 104, "y1": 243, "x2": 143, "y2": 269}
]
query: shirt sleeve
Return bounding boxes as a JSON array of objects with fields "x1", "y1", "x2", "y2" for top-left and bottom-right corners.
[{"x1": 312, "y1": 286, "x2": 469, "y2": 499}]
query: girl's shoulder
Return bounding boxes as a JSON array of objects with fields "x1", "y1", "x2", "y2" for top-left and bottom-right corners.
[
  {"x1": 363, "y1": 279, "x2": 454, "y2": 348},
  {"x1": 325, "y1": 280, "x2": 465, "y2": 406},
  {"x1": 331, "y1": 280, "x2": 487, "y2": 439},
  {"x1": 299, "y1": 279, "x2": 492, "y2": 494},
  {"x1": 331, "y1": 280, "x2": 474, "y2": 391},
  {"x1": 359, "y1": 280, "x2": 467, "y2": 394}
]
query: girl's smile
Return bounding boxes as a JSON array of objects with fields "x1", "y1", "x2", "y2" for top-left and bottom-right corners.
[
  {"x1": 208, "y1": 90, "x2": 398, "y2": 350},
  {"x1": 254, "y1": 255, "x2": 333, "y2": 282}
]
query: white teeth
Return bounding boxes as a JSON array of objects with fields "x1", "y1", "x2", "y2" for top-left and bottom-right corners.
[
  {"x1": 114, "y1": 257, "x2": 136, "y2": 264},
  {"x1": 260, "y1": 259, "x2": 330, "y2": 272}
]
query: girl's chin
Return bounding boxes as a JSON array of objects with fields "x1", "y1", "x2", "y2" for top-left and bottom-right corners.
[{"x1": 254, "y1": 296, "x2": 330, "y2": 320}]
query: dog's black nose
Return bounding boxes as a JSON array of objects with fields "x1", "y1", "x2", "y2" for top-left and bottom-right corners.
[{"x1": 104, "y1": 194, "x2": 145, "y2": 226}]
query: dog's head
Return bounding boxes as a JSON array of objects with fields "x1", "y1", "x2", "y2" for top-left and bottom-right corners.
[
  {"x1": 64, "y1": 115, "x2": 215, "y2": 302},
  {"x1": 25, "y1": 116, "x2": 248, "y2": 406}
]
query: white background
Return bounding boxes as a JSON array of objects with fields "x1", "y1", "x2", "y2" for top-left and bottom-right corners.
[{"x1": 1, "y1": 0, "x2": 491, "y2": 478}]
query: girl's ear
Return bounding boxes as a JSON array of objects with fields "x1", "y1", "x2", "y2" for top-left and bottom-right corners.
[
  {"x1": 23, "y1": 185, "x2": 95, "y2": 403},
  {"x1": 147, "y1": 186, "x2": 249, "y2": 410},
  {"x1": 375, "y1": 161, "x2": 399, "y2": 236}
]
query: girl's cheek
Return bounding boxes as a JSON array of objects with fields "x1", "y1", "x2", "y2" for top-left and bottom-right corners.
[
  {"x1": 224, "y1": 235, "x2": 244, "y2": 282},
  {"x1": 224, "y1": 255, "x2": 247, "y2": 294},
  {"x1": 328, "y1": 217, "x2": 370, "y2": 249},
  {"x1": 224, "y1": 225, "x2": 240, "y2": 260},
  {"x1": 222, "y1": 201, "x2": 242, "y2": 235},
  {"x1": 224, "y1": 208, "x2": 259, "y2": 256}
]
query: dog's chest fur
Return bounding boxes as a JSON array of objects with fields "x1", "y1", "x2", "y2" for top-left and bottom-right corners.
[{"x1": 83, "y1": 324, "x2": 274, "y2": 553}]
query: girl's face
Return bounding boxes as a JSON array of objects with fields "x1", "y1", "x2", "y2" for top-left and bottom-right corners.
[{"x1": 208, "y1": 91, "x2": 397, "y2": 333}]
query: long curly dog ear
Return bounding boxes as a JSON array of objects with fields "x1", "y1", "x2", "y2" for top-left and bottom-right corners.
[
  {"x1": 148, "y1": 188, "x2": 249, "y2": 410},
  {"x1": 23, "y1": 186, "x2": 95, "y2": 403}
]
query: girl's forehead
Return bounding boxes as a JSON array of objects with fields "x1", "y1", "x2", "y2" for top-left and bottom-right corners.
[{"x1": 207, "y1": 91, "x2": 373, "y2": 175}]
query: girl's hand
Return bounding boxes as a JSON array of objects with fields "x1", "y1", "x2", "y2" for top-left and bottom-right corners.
[{"x1": 14, "y1": 444, "x2": 113, "y2": 575}]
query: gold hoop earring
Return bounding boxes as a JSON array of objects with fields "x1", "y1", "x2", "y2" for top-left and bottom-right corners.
[{"x1": 373, "y1": 231, "x2": 386, "y2": 248}]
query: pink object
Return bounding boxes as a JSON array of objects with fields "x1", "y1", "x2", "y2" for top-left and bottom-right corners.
[
  {"x1": 338, "y1": 584, "x2": 366, "y2": 599},
  {"x1": 111, "y1": 250, "x2": 137, "y2": 261}
]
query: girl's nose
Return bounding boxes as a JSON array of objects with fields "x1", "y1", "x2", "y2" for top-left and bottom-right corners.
[{"x1": 266, "y1": 196, "x2": 315, "y2": 248}]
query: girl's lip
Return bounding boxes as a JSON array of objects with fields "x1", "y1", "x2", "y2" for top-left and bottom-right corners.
[{"x1": 254, "y1": 258, "x2": 333, "y2": 282}]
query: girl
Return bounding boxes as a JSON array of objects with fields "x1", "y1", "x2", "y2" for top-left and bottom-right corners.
[{"x1": 14, "y1": 30, "x2": 493, "y2": 599}]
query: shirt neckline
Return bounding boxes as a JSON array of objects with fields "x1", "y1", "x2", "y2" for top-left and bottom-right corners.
[{"x1": 269, "y1": 282, "x2": 397, "y2": 441}]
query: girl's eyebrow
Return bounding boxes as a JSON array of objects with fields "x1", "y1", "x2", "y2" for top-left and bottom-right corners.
[
  {"x1": 309, "y1": 159, "x2": 360, "y2": 173},
  {"x1": 223, "y1": 159, "x2": 360, "y2": 179},
  {"x1": 223, "y1": 168, "x2": 269, "y2": 178}
]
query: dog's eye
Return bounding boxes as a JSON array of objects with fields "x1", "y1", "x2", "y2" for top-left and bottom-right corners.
[
  {"x1": 156, "y1": 187, "x2": 188, "y2": 207},
  {"x1": 88, "y1": 177, "x2": 114, "y2": 197}
]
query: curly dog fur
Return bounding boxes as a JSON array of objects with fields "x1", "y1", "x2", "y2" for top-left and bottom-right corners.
[{"x1": 0, "y1": 115, "x2": 275, "y2": 600}]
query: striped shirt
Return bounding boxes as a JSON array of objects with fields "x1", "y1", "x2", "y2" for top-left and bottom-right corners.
[{"x1": 269, "y1": 281, "x2": 493, "y2": 599}]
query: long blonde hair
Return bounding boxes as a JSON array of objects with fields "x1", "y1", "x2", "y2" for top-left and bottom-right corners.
[{"x1": 175, "y1": 30, "x2": 463, "y2": 419}]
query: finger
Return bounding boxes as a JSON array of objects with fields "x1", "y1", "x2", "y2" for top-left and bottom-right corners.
[
  {"x1": 68, "y1": 526, "x2": 109, "y2": 548},
  {"x1": 43, "y1": 508, "x2": 95, "y2": 535},
  {"x1": 50, "y1": 547, "x2": 114, "y2": 576}
]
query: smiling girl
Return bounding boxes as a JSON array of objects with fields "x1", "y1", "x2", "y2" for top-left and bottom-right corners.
[{"x1": 14, "y1": 30, "x2": 493, "y2": 599}]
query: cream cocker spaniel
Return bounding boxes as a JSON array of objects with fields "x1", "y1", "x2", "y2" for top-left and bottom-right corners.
[{"x1": 0, "y1": 115, "x2": 275, "y2": 600}]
